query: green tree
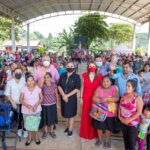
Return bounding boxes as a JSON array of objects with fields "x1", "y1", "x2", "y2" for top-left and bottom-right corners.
[
  {"x1": 74, "y1": 13, "x2": 109, "y2": 48},
  {"x1": 0, "y1": 16, "x2": 20, "y2": 41},
  {"x1": 136, "y1": 33, "x2": 148, "y2": 50},
  {"x1": 57, "y1": 28, "x2": 76, "y2": 53},
  {"x1": 109, "y1": 23, "x2": 133, "y2": 46}
]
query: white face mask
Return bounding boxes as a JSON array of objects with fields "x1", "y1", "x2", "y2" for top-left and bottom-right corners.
[
  {"x1": 43, "y1": 61, "x2": 50, "y2": 67},
  {"x1": 96, "y1": 61, "x2": 102, "y2": 67}
]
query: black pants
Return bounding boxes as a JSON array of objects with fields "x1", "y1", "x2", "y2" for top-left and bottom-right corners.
[
  {"x1": 122, "y1": 124, "x2": 137, "y2": 150},
  {"x1": 13, "y1": 104, "x2": 23, "y2": 130},
  {"x1": 147, "y1": 134, "x2": 150, "y2": 150}
]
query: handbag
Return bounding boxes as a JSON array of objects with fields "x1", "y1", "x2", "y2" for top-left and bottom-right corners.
[
  {"x1": 89, "y1": 102, "x2": 108, "y2": 122},
  {"x1": 25, "y1": 115, "x2": 41, "y2": 131}
]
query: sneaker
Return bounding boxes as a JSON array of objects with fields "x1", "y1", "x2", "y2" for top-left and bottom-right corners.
[
  {"x1": 95, "y1": 139, "x2": 102, "y2": 147},
  {"x1": 23, "y1": 130, "x2": 28, "y2": 138},
  {"x1": 35, "y1": 140, "x2": 41, "y2": 145},
  {"x1": 68, "y1": 130, "x2": 73, "y2": 137},
  {"x1": 42, "y1": 132, "x2": 48, "y2": 139},
  {"x1": 64, "y1": 128, "x2": 69, "y2": 133},
  {"x1": 50, "y1": 132, "x2": 56, "y2": 139},
  {"x1": 17, "y1": 129, "x2": 22, "y2": 137}
]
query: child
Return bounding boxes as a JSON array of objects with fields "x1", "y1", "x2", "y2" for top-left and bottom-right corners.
[
  {"x1": 137, "y1": 104, "x2": 150, "y2": 150},
  {"x1": 20, "y1": 74, "x2": 43, "y2": 146},
  {"x1": 41, "y1": 72, "x2": 59, "y2": 139}
]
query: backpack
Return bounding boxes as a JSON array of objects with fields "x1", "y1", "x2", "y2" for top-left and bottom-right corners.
[{"x1": 0, "y1": 104, "x2": 13, "y2": 135}]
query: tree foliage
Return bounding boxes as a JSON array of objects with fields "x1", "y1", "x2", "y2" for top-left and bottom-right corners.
[
  {"x1": 0, "y1": 16, "x2": 20, "y2": 41},
  {"x1": 74, "y1": 13, "x2": 109, "y2": 48},
  {"x1": 109, "y1": 23, "x2": 133, "y2": 45}
]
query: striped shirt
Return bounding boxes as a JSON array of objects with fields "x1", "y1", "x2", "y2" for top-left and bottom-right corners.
[{"x1": 42, "y1": 83, "x2": 57, "y2": 105}]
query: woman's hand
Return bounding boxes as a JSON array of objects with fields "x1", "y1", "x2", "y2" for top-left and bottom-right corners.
[
  {"x1": 80, "y1": 98, "x2": 83, "y2": 105},
  {"x1": 27, "y1": 104, "x2": 33, "y2": 110},
  {"x1": 33, "y1": 103, "x2": 39, "y2": 111},
  {"x1": 63, "y1": 94, "x2": 68, "y2": 103}
]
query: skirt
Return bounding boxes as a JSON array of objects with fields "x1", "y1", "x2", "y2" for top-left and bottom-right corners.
[
  {"x1": 40, "y1": 104, "x2": 58, "y2": 128},
  {"x1": 61, "y1": 97, "x2": 77, "y2": 118},
  {"x1": 92, "y1": 117, "x2": 115, "y2": 132}
]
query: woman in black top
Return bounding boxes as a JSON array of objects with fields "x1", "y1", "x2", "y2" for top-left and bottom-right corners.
[{"x1": 58, "y1": 61, "x2": 81, "y2": 137}]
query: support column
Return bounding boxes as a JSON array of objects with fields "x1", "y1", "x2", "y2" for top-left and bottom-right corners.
[
  {"x1": 11, "y1": 17, "x2": 16, "y2": 53},
  {"x1": 132, "y1": 24, "x2": 136, "y2": 54},
  {"x1": 148, "y1": 19, "x2": 150, "y2": 56},
  {"x1": 27, "y1": 23, "x2": 30, "y2": 51}
]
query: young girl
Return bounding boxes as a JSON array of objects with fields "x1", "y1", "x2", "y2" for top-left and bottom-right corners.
[
  {"x1": 137, "y1": 104, "x2": 150, "y2": 150},
  {"x1": 41, "y1": 72, "x2": 59, "y2": 139},
  {"x1": 20, "y1": 74, "x2": 43, "y2": 146}
]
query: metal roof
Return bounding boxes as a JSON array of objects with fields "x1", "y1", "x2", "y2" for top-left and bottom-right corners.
[{"x1": 0, "y1": 0, "x2": 150, "y2": 24}]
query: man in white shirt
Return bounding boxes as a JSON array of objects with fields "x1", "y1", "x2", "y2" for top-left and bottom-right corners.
[{"x1": 5, "y1": 67, "x2": 27, "y2": 138}]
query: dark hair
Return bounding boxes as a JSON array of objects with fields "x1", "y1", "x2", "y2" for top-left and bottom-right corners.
[
  {"x1": 143, "y1": 104, "x2": 150, "y2": 113},
  {"x1": 102, "y1": 75, "x2": 112, "y2": 83},
  {"x1": 14, "y1": 67, "x2": 22, "y2": 72},
  {"x1": 123, "y1": 61, "x2": 131, "y2": 67},
  {"x1": 25, "y1": 74, "x2": 35, "y2": 82},
  {"x1": 45, "y1": 72, "x2": 52, "y2": 78},
  {"x1": 144, "y1": 63, "x2": 150, "y2": 67},
  {"x1": 127, "y1": 79, "x2": 137, "y2": 91}
]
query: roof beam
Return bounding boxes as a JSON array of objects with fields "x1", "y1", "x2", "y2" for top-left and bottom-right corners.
[
  {"x1": 97, "y1": 0, "x2": 104, "y2": 10},
  {"x1": 120, "y1": 0, "x2": 139, "y2": 16},
  {"x1": 32, "y1": 6, "x2": 44, "y2": 16},
  {"x1": 0, "y1": 2, "x2": 13, "y2": 17},
  {"x1": 127, "y1": 2, "x2": 150, "y2": 18},
  {"x1": 89, "y1": 0, "x2": 94, "y2": 10},
  {"x1": 80, "y1": 0, "x2": 82, "y2": 10},
  {"x1": 112, "y1": 0, "x2": 126, "y2": 14},
  {"x1": 136, "y1": 11, "x2": 150, "y2": 21},
  {"x1": 68, "y1": 0, "x2": 72, "y2": 10},
  {"x1": 105, "y1": 0, "x2": 114, "y2": 12}
]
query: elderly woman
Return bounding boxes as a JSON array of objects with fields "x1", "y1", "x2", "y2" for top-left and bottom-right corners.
[
  {"x1": 34, "y1": 55, "x2": 59, "y2": 88},
  {"x1": 119, "y1": 79, "x2": 143, "y2": 150},
  {"x1": 58, "y1": 61, "x2": 81, "y2": 137}
]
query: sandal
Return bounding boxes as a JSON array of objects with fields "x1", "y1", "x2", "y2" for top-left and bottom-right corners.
[
  {"x1": 25, "y1": 140, "x2": 32, "y2": 146},
  {"x1": 35, "y1": 140, "x2": 41, "y2": 145},
  {"x1": 95, "y1": 139, "x2": 102, "y2": 146},
  {"x1": 50, "y1": 132, "x2": 56, "y2": 138},
  {"x1": 42, "y1": 132, "x2": 48, "y2": 139}
]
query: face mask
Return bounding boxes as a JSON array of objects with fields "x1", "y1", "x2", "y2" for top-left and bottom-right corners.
[
  {"x1": 96, "y1": 61, "x2": 102, "y2": 67},
  {"x1": 67, "y1": 68, "x2": 74, "y2": 73},
  {"x1": 88, "y1": 67, "x2": 97, "y2": 72},
  {"x1": 43, "y1": 61, "x2": 50, "y2": 67},
  {"x1": 15, "y1": 73, "x2": 22, "y2": 79}
]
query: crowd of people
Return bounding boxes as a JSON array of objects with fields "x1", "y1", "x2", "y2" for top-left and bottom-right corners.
[{"x1": 0, "y1": 50, "x2": 150, "y2": 150}]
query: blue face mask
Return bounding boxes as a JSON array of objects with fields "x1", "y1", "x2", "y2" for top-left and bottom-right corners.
[{"x1": 96, "y1": 61, "x2": 102, "y2": 67}]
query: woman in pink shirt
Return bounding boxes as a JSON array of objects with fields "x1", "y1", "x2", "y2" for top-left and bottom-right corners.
[
  {"x1": 20, "y1": 74, "x2": 43, "y2": 146},
  {"x1": 119, "y1": 79, "x2": 143, "y2": 150},
  {"x1": 92, "y1": 76, "x2": 119, "y2": 148}
]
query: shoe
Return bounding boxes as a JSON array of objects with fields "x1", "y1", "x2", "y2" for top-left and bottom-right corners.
[
  {"x1": 17, "y1": 129, "x2": 22, "y2": 137},
  {"x1": 42, "y1": 132, "x2": 48, "y2": 139},
  {"x1": 35, "y1": 140, "x2": 41, "y2": 145},
  {"x1": 50, "y1": 132, "x2": 56, "y2": 139},
  {"x1": 103, "y1": 141, "x2": 111, "y2": 148},
  {"x1": 25, "y1": 140, "x2": 32, "y2": 146},
  {"x1": 23, "y1": 130, "x2": 28, "y2": 138},
  {"x1": 64, "y1": 128, "x2": 69, "y2": 133},
  {"x1": 95, "y1": 139, "x2": 102, "y2": 147},
  {"x1": 68, "y1": 130, "x2": 73, "y2": 137}
]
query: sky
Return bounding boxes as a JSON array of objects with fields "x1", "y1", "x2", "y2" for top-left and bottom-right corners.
[{"x1": 23, "y1": 14, "x2": 149, "y2": 37}]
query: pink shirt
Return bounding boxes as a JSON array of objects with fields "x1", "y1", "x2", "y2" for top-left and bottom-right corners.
[
  {"x1": 21, "y1": 86, "x2": 42, "y2": 114},
  {"x1": 120, "y1": 93, "x2": 140, "y2": 126},
  {"x1": 98, "y1": 86, "x2": 117, "y2": 117},
  {"x1": 34, "y1": 65, "x2": 59, "y2": 87}
]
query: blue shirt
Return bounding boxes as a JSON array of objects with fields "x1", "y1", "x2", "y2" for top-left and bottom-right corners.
[
  {"x1": 112, "y1": 72, "x2": 142, "y2": 97},
  {"x1": 99, "y1": 63, "x2": 110, "y2": 76}
]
